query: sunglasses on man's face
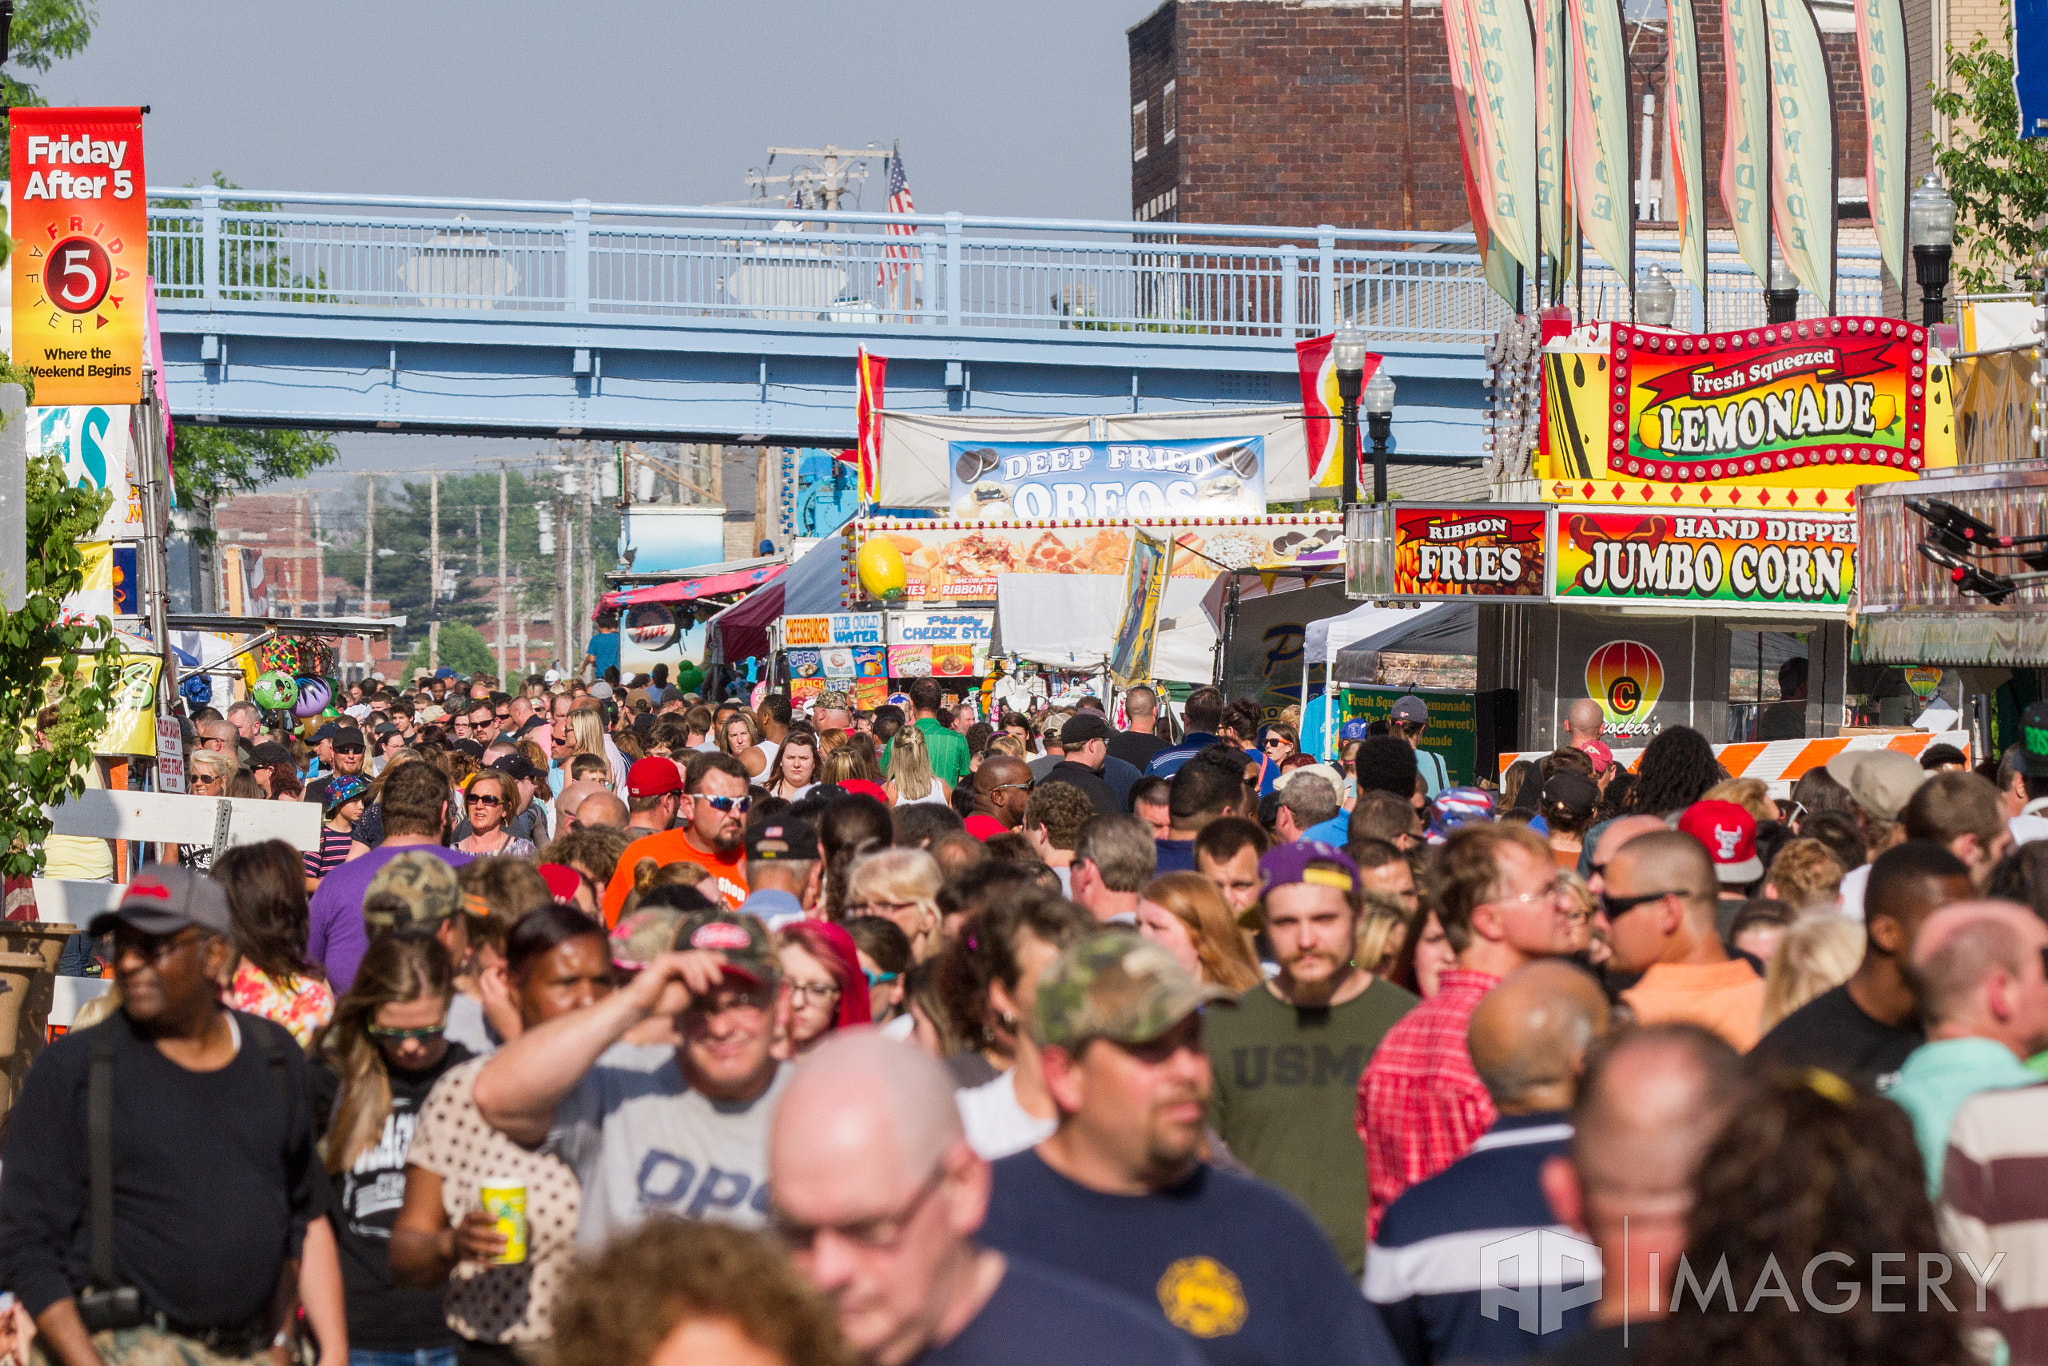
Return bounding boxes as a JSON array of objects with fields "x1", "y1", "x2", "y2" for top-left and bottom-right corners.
[
  {"x1": 1597, "y1": 888, "x2": 1685, "y2": 921},
  {"x1": 696, "y1": 794, "x2": 752, "y2": 814}
]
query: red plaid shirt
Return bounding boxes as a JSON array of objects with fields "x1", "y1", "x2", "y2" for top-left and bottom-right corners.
[{"x1": 1356, "y1": 969, "x2": 1500, "y2": 1239}]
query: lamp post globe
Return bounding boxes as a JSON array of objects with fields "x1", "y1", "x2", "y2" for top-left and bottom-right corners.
[
  {"x1": 1363, "y1": 369, "x2": 1397, "y2": 505},
  {"x1": 1909, "y1": 173, "x2": 1956, "y2": 329},
  {"x1": 1638, "y1": 263, "x2": 1677, "y2": 328},
  {"x1": 1333, "y1": 321, "x2": 1369, "y2": 507}
]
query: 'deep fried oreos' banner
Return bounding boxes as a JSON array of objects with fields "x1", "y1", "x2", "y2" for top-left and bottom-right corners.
[
  {"x1": 10, "y1": 107, "x2": 148, "y2": 406},
  {"x1": 1610, "y1": 318, "x2": 1930, "y2": 482},
  {"x1": 1552, "y1": 507, "x2": 1857, "y2": 608}
]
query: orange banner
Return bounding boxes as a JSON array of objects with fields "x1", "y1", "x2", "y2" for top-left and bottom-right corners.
[{"x1": 10, "y1": 107, "x2": 148, "y2": 406}]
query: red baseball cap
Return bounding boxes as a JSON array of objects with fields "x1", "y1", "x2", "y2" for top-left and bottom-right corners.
[
  {"x1": 1575, "y1": 738, "x2": 1615, "y2": 774},
  {"x1": 1676, "y1": 800, "x2": 1763, "y2": 883},
  {"x1": 626, "y1": 756, "x2": 683, "y2": 800},
  {"x1": 537, "y1": 863, "x2": 585, "y2": 905},
  {"x1": 963, "y1": 813, "x2": 1008, "y2": 841}
]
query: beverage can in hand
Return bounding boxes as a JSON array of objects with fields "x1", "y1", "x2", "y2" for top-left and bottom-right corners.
[{"x1": 479, "y1": 1177, "x2": 528, "y2": 1265}]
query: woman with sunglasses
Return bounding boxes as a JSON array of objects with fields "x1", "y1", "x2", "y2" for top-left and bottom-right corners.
[
  {"x1": 455, "y1": 772, "x2": 537, "y2": 859},
  {"x1": 312, "y1": 933, "x2": 472, "y2": 1366},
  {"x1": 1260, "y1": 722, "x2": 1300, "y2": 766},
  {"x1": 774, "y1": 920, "x2": 871, "y2": 1058},
  {"x1": 391, "y1": 906, "x2": 611, "y2": 1364}
]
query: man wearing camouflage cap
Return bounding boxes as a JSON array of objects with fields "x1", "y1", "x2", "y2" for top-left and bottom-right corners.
[
  {"x1": 977, "y1": 930, "x2": 1402, "y2": 1366},
  {"x1": 474, "y1": 908, "x2": 790, "y2": 1250}
]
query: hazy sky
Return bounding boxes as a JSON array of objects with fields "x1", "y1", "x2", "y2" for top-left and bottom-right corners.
[{"x1": 37, "y1": 0, "x2": 1163, "y2": 487}]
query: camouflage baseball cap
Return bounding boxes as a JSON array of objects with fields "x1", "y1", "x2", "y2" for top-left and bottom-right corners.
[
  {"x1": 671, "y1": 909, "x2": 781, "y2": 987},
  {"x1": 363, "y1": 851, "x2": 464, "y2": 933},
  {"x1": 1034, "y1": 930, "x2": 1234, "y2": 1051}
]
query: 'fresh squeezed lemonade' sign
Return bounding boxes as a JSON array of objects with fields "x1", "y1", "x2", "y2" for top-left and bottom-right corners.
[{"x1": 1610, "y1": 317, "x2": 1930, "y2": 482}]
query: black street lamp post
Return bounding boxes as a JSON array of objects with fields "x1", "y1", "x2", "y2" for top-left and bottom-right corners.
[{"x1": 1333, "y1": 321, "x2": 1368, "y2": 508}]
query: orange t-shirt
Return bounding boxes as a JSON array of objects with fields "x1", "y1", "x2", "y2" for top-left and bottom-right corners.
[
  {"x1": 1620, "y1": 958, "x2": 1768, "y2": 1052},
  {"x1": 601, "y1": 829, "x2": 749, "y2": 924}
]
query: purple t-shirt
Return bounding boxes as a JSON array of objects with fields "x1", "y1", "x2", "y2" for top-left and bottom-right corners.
[{"x1": 307, "y1": 843, "x2": 473, "y2": 992}]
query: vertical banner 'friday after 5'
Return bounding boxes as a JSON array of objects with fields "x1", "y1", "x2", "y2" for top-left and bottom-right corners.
[{"x1": 10, "y1": 106, "x2": 148, "y2": 406}]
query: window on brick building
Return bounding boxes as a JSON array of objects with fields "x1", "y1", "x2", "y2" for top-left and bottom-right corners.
[
  {"x1": 1162, "y1": 81, "x2": 1176, "y2": 143},
  {"x1": 1132, "y1": 100, "x2": 1148, "y2": 161}
]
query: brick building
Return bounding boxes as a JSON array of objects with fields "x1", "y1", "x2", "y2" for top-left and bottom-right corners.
[{"x1": 1129, "y1": 0, "x2": 1890, "y2": 239}]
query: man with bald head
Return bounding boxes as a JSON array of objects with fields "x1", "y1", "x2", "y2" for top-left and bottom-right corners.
[
  {"x1": 1564, "y1": 699, "x2": 1605, "y2": 748},
  {"x1": 769, "y1": 1031, "x2": 1200, "y2": 1366},
  {"x1": 1534, "y1": 1025, "x2": 1746, "y2": 1366},
  {"x1": 1887, "y1": 899, "x2": 2048, "y2": 1192},
  {"x1": 970, "y1": 755, "x2": 1035, "y2": 832},
  {"x1": 1597, "y1": 829, "x2": 1766, "y2": 1050},
  {"x1": 1366, "y1": 961, "x2": 1610, "y2": 1366},
  {"x1": 1579, "y1": 814, "x2": 1664, "y2": 894},
  {"x1": 554, "y1": 779, "x2": 606, "y2": 834},
  {"x1": 574, "y1": 790, "x2": 628, "y2": 831},
  {"x1": 1751, "y1": 841, "x2": 1973, "y2": 1088}
]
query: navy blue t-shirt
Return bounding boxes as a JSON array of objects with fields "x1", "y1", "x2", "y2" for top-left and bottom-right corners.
[
  {"x1": 911, "y1": 1254, "x2": 1203, "y2": 1366},
  {"x1": 980, "y1": 1150, "x2": 1402, "y2": 1366},
  {"x1": 1154, "y1": 838, "x2": 1197, "y2": 874}
]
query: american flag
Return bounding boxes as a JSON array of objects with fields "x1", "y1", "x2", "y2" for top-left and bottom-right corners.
[{"x1": 878, "y1": 143, "x2": 916, "y2": 290}]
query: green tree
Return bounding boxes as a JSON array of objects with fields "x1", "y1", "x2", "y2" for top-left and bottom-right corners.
[
  {"x1": 1930, "y1": 13, "x2": 2048, "y2": 293},
  {"x1": 0, "y1": 451, "x2": 117, "y2": 877},
  {"x1": 404, "y1": 620, "x2": 497, "y2": 681},
  {"x1": 171, "y1": 423, "x2": 340, "y2": 511},
  {"x1": 0, "y1": 0, "x2": 99, "y2": 162}
]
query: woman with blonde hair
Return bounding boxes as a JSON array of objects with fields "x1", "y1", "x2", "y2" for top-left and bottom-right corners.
[
  {"x1": 1355, "y1": 896, "x2": 1409, "y2": 981},
  {"x1": 722, "y1": 709, "x2": 768, "y2": 777},
  {"x1": 819, "y1": 742, "x2": 880, "y2": 787},
  {"x1": 844, "y1": 846, "x2": 945, "y2": 961},
  {"x1": 1701, "y1": 775, "x2": 1780, "y2": 824},
  {"x1": 568, "y1": 708, "x2": 610, "y2": 774},
  {"x1": 884, "y1": 721, "x2": 950, "y2": 807},
  {"x1": 1760, "y1": 912, "x2": 1864, "y2": 1031},
  {"x1": 1134, "y1": 872, "x2": 1262, "y2": 992}
]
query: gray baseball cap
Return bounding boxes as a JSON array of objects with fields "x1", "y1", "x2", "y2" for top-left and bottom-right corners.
[{"x1": 88, "y1": 863, "x2": 232, "y2": 938}]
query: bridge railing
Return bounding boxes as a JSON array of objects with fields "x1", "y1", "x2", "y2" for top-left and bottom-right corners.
[{"x1": 145, "y1": 189, "x2": 1886, "y2": 346}]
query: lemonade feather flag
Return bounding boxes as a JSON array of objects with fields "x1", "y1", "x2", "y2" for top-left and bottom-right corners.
[
  {"x1": 1535, "y1": 0, "x2": 1574, "y2": 282},
  {"x1": 1468, "y1": 0, "x2": 1541, "y2": 278},
  {"x1": 1296, "y1": 335, "x2": 1384, "y2": 490},
  {"x1": 1444, "y1": 0, "x2": 1522, "y2": 305},
  {"x1": 1666, "y1": 0, "x2": 1709, "y2": 297},
  {"x1": 1564, "y1": 0, "x2": 1633, "y2": 276},
  {"x1": 1853, "y1": 0, "x2": 1910, "y2": 292},
  {"x1": 1719, "y1": 0, "x2": 1773, "y2": 285},
  {"x1": 854, "y1": 348, "x2": 886, "y2": 503},
  {"x1": 1766, "y1": 0, "x2": 1838, "y2": 311}
]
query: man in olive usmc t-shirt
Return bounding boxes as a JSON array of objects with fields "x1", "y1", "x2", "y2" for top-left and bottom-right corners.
[{"x1": 1202, "y1": 841, "x2": 1417, "y2": 1277}]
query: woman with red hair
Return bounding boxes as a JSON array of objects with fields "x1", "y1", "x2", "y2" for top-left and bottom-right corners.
[{"x1": 775, "y1": 920, "x2": 871, "y2": 1057}]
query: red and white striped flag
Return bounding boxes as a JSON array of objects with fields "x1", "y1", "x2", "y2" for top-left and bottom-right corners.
[{"x1": 878, "y1": 142, "x2": 916, "y2": 291}]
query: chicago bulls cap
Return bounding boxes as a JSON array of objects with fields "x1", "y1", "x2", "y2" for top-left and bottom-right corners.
[{"x1": 1676, "y1": 800, "x2": 1764, "y2": 883}]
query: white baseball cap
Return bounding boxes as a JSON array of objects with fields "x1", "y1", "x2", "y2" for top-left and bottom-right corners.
[{"x1": 544, "y1": 669, "x2": 562, "y2": 684}]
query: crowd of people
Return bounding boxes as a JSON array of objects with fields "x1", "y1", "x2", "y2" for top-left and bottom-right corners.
[{"x1": 6, "y1": 663, "x2": 2048, "y2": 1366}]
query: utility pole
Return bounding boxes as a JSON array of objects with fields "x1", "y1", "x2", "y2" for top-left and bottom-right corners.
[
  {"x1": 497, "y1": 464, "x2": 509, "y2": 686},
  {"x1": 363, "y1": 477, "x2": 376, "y2": 618},
  {"x1": 293, "y1": 495, "x2": 306, "y2": 617},
  {"x1": 746, "y1": 143, "x2": 885, "y2": 210},
  {"x1": 311, "y1": 495, "x2": 325, "y2": 617},
  {"x1": 473, "y1": 505, "x2": 483, "y2": 581},
  {"x1": 580, "y1": 446, "x2": 595, "y2": 667},
  {"x1": 428, "y1": 471, "x2": 441, "y2": 672}
]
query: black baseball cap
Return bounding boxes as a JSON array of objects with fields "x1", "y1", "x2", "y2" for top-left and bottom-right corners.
[
  {"x1": 333, "y1": 727, "x2": 366, "y2": 752},
  {"x1": 1062, "y1": 712, "x2": 1114, "y2": 747},
  {"x1": 490, "y1": 752, "x2": 542, "y2": 782},
  {"x1": 454, "y1": 738, "x2": 486, "y2": 760},
  {"x1": 249, "y1": 741, "x2": 296, "y2": 770},
  {"x1": 88, "y1": 864, "x2": 232, "y2": 938},
  {"x1": 746, "y1": 816, "x2": 818, "y2": 862},
  {"x1": 312, "y1": 722, "x2": 341, "y2": 744}
]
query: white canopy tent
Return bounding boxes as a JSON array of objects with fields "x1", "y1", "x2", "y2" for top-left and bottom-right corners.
[
  {"x1": 1300, "y1": 600, "x2": 1477, "y2": 757},
  {"x1": 989, "y1": 574, "x2": 1218, "y2": 684}
]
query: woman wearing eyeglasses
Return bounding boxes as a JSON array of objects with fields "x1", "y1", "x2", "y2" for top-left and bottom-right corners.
[
  {"x1": 455, "y1": 772, "x2": 537, "y2": 859},
  {"x1": 312, "y1": 934, "x2": 472, "y2": 1366},
  {"x1": 774, "y1": 920, "x2": 870, "y2": 1058}
]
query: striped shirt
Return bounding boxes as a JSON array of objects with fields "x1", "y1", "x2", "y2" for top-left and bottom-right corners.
[
  {"x1": 1366, "y1": 1114, "x2": 1594, "y2": 1366},
  {"x1": 1940, "y1": 1082, "x2": 2048, "y2": 1366},
  {"x1": 1358, "y1": 969, "x2": 1501, "y2": 1239},
  {"x1": 303, "y1": 824, "x2": 352, "y2": 883}
]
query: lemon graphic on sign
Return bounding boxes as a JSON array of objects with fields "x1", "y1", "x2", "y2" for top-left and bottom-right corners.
[
  {"x1": 855, "y1": 537, "x2": 908, "y2": 601},
  {"x1": 1156, "y1": 1257, "x2": 1248, "y2": 1338}
]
